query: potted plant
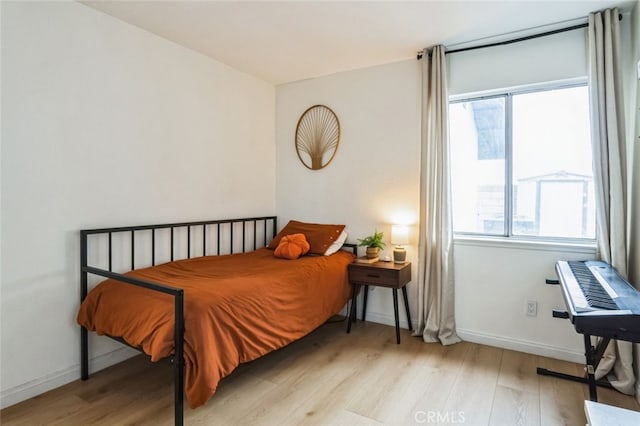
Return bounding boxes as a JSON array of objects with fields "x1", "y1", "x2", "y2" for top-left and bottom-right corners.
[{"x1": 358, "y1": 230, "x2": 386, "y2": 259}]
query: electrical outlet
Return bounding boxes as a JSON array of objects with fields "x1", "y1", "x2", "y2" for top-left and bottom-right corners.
[{"x1": 526, "y1": 300, "x2": 538, "y2": 317}]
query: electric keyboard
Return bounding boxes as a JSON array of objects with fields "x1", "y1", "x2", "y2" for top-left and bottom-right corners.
[
  {"x1": 537, "y1": 260, "x2": 640, "y2": 402},
  {"x1": 555, "y1": 260, "x2": 640, "y2": 343}
]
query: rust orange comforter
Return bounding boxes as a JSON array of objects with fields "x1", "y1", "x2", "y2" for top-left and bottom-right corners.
[{"x1": 77, "y1": 248, "x2": 354, "y2": 408}]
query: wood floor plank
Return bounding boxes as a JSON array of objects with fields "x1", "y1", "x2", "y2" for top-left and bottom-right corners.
[
  {"x1": 538, "y1": 357, "x2": 589, "y2": 426},
  {"x1": 314, "y1": 409, "x2": 384, "y2": 426},
  {"x1": 441, "y1": 344, "x2": 503, "y2": 425},
  {"x1": 488, "y1": 349, "x2": 541, "y2": 426},
  {"x1": 1, "y1": 322, "x2": 638, "y2": 425},
  {"x1": 489, "y1": 385, "x2": 540, "y2": 426},
  {"x1": 398, "y1": 340, "x2": 472, "y2": 425},
  {"x1": 275, "y1": 325, "x2": 391, "y2": 425},
  {"x1": 345, "y1": 324, "x2": 430, "y2": 422},
  {"x1": 497, "y1": 349, "x2": 540, "y2": 395}
]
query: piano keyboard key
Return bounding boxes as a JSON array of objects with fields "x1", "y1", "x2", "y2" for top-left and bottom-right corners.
[{"x1": 568, "y1": 261, "x2": 617, "y2": 310}]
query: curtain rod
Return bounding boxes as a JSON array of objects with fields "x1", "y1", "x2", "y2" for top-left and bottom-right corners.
[{"x1": 417, "y1": 13, "x2": 623, "y2": 60}]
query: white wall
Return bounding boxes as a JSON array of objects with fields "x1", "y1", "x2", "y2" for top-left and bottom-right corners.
[
  {"x1": 448, "y1": 26, "x2": 597, "y2": 362},
  {"x1": 276, "y1": 28, "x2": 606, "y2": 363},
  {"x1": 276, "y1": 59, "x2": 422, "y2": 327},
  {"x1": 0, "y1": 1, "x2": 275, "y2": 408},
  {"x1": 455, "y1": 240, "x2": 594, "y2": 361},
  {"x1": 451, "y1": 24, "x2": 601, "y2": 358}
]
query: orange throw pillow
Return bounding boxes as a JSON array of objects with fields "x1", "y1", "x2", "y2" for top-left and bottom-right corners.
[
  {"x1": 268, "y1": 220, "x2": 346, "y2": 255},
  {"x1": 274, "y1": 233, "x2": 310, "y2": 260}
]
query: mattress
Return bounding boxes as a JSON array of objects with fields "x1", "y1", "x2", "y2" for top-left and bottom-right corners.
[{"x1": 77, "y1": 247, "x2": 354, "y2": 407}]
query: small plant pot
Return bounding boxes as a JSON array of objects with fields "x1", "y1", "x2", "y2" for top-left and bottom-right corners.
[{"x1": 365, "y1": 247, "x2": 379, "y2": 259}]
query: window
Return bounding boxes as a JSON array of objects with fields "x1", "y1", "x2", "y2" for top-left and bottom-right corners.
[{"x1": 450, "y1": 84, "x2": 595, "y2": 240}]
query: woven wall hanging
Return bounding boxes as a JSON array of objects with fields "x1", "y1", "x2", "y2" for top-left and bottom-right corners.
[{"x1": 295, "y1": 105, "x2": 341, "y2": 170}]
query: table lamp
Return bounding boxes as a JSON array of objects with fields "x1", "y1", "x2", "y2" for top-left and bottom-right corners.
[{"x1": 391, "y1": 225, "x2": 409, "y2": 264}]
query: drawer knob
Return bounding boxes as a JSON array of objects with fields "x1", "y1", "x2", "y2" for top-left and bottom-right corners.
[{"x1": 367, "y1": 274, "x2": 380, "y2": 278}]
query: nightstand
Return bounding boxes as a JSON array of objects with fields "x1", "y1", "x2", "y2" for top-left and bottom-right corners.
[{"x1": 346, "y1": 261, "x2": 412, "y2": 344}]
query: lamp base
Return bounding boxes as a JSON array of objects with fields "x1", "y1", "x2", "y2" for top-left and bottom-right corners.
[{"x1": 393, "y1": 247, "x2": 406, "y2": 264}]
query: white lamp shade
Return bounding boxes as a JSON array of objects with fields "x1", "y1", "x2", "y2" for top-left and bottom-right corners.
[{"x1": 391, "y1": 225, "x2": 409, "y2": 245}]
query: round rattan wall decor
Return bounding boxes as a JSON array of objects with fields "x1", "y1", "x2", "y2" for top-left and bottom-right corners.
[{"x1": 295, "y1": 105, "x2": 341, "y2": 170}]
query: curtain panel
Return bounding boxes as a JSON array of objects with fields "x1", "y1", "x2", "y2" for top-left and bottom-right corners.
[
  {"x1": 588, "y1": 7, "x2": 634, "y2": 395},
  {"x1": 415, "y1": 46, "x2": 460, "y2": 346}
]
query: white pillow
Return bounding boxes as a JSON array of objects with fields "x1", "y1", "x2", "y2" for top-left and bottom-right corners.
[{"x1": 323, "y1": 229, "x2": 348, "y2": 256}]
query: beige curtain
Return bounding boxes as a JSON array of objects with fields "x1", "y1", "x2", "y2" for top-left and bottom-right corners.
[
  {"x1": 588, "y1": 8, "x2": 634, "y2": 395},
  {"x1": 415, "y1": 46, "x2": 460, "y2": 345}
]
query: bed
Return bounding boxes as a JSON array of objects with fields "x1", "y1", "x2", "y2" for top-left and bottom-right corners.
[{"x1": 77, "y1": 216, "x2": 356, "y2": 425}]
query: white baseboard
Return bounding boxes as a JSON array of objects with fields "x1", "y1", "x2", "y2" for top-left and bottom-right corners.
[
  {"x1": 357, "y1": 311, "x2": 411, "y2": 330},
  {"x1": 358, "y1": 316, "x2": 583, "y2": 363},
  {"x1": 0, "y1": 346, "x2": 138, "y2": 410},
  {"x1": 457, "y1": 328, "x2": 584, "y2": 363}
]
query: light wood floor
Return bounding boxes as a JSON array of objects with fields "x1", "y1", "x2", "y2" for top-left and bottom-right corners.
[{"x1": 2, "y1": 320, "x2": 639, "y2": 425}]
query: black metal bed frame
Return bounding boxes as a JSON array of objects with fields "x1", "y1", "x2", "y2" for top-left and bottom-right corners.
[{"x1": 80, "y1": 216, "x2": 278, "y2": 426}]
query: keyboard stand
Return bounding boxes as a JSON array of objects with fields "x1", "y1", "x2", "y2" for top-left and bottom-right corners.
[{"x1": 536, "y1": 334, "x2": 613, "y2": 401}]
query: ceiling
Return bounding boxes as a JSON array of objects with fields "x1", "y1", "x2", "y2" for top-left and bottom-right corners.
[{"x1": 82, "y1": 0, "x2": 636, "y2": 85}]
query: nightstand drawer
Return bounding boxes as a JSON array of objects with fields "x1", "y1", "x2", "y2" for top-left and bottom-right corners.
[
  {"x1": 346, "y1": 261, "x2": 412, "y2": 343},
  {"x1": 349, "y1": 266, "x2": 398, "y2": 286}
]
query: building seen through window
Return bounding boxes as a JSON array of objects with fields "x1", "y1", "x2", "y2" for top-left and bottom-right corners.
[{"x1": 450, "y1": 85, "x2": 595, "y2": 240}]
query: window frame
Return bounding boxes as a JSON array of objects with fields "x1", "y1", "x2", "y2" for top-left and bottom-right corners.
[{"x1": 449, "y1": 80, "x2": 596, "y2": 245}]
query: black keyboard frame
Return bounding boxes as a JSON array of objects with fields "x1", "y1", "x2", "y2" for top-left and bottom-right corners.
[{"x1": 537, "y1": 260, "x2": 640, "y2": 402}]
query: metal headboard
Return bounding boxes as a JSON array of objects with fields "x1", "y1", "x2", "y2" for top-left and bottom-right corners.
[{"x1": 79, "y1": 216, "x2": 277, "y2": 426}]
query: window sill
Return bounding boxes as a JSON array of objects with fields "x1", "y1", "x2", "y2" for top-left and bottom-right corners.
[{"x1": 453, "y1": 235, "x2": 597, "y2": 254}]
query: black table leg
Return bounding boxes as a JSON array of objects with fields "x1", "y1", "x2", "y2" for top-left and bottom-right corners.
[
  {"x1": 401, "y1": 286, "x2": 412, "y2": 331},
  {"x1": 362, "y1": 285, "x2": 369, "y2": 321},
  {"x1": 346, "y1": 284, "x2": 358, "y2": 333},
  {"x1": 353, "y1": 292, "x2": 358, "y2": 324},
  {"x1": 393, "y1": 288, "x2": 400, "y2": 344}
]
